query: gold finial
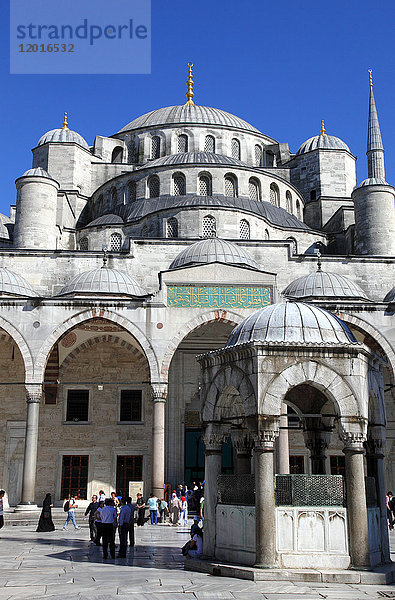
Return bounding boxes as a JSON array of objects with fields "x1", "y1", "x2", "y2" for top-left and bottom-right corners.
[
  {"x1": 317, "y1": 249, "x2": 322, "y2": 272},
  {"x1": 320, "y1": 119, "x2": 325, "y2": 135},
  {"x1": 185, "y1": 62, "x2": 195, "y2": 106},
  {"x1": 368, "y1": 69, "x2": 373, "y2": 88},
  {"x1": 62, "y1": 112, "x2": 69, "y2": 129}
]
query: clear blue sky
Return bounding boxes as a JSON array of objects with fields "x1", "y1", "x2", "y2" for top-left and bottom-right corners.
[{"x1": 0, "y1": 0, "x2": 394, "y2": 216}]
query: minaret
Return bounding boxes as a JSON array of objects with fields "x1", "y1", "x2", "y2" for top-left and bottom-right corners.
[
  {"x1": 352, "y1": 71, "x2": 395, "y2": 255},
  {"x1": 366, "y1": 70, "x2": 385, "y2": 181}
]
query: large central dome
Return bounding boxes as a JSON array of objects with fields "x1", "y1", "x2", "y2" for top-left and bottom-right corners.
[{"x1": 117, "y1": 105, "x2": 262, "y2": 134}]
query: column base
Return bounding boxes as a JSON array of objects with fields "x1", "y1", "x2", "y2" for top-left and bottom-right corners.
[
  {"x1": 14, "y1": 503, "x2": 38, "y2": 511},
  {"x1": 254, "y1": 562, "x2": 276, "y2": 569}
]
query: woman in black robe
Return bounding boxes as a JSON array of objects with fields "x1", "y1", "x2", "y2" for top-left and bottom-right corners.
[{"x1": 36, "y1": 493, "x2": 55, "y2": 532}]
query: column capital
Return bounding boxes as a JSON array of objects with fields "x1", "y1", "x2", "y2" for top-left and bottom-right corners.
[
  {"x1": 151, "y1": 382, "x2": 167, "y2": 402},
  {"x1": 232, "y1": 430, "x2": 253, "y2": 455},
  {"x1": 25, "y1": 383, "x2": 42, "y2": 404},
  {"x1": 202, "y1": 423, "x2": 227, "y2": 452},
  {"x1": 250, "y1": 416, "x2": 280, "y2": 451},
  {"x1": 338, "y1": 417, "x2": 368, "y2": 451}
]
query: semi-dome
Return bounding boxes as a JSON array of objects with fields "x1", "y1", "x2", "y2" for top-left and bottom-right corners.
[
  {"x1": 117, "y1": 105, "x2": 262, "y2": 135},
  {"x1": 0, "y1": 267, "x2": 38, "y2": 297},
  {"x1": 282, "y1": 270, "x2": 369, "y2": 301},
  {"x1": 169, "y1": 237, "x2": 259, "y2": 271},
  {"x1": 57, "y1": 267, "x2": 148, "y2": 297},
  {"x1": 296, "y1": 133, "x2": 350, "y2": 155},
  {"x1": 38, "y1": 115, "x2": 89, "y2": 150},
  {"x1": 0, "y1": 214, "x2": 13, "y2": 240},
  {"x1": 21, "y1": 167, "x2": 52, "y2": 178},
  {"x1": 144, "y1": 152, "x2": 249, "y2": 169},
  {"x1": 226, "y1": 302, "x2": 356, "y2": 347},
  {"x1": 383, "y1": 287, "x2": 395, "y2": 303}
]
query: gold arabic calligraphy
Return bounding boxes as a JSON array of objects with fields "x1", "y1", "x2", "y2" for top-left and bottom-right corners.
[{"x1": 167, "y1": 285, "x2": 271, "y2": 308}]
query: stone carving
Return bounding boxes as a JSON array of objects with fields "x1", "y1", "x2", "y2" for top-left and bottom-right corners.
[
  {"x1": 151, "y1": 382, "x2": 168, "y2": 402},
  {"x1": 338, "y1": 416, "x2": 368, "y2": 449},
  {"x1": 25, "y1": 384, "x2": 42, "y2": 404}
]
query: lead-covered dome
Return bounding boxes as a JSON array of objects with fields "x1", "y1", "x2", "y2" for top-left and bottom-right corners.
[
  {"x1": 384, "y1": 287, "x2": 395, "y2": 303},
  {"x1": 296, "y1": 133, "x2": 350, "y2": 155},
  {"x1": 21, "y1": 167, "x2": 52, "y2": 179},
  {"x1": 169, "y1": 238, "x2": 259, "y2": 271},
  {"x1": 38, "y1": 116, "x2": 90, "y2": 150},
  {"x1": 57, "y1": 267, "x2": 148, "y2": 297},
  {"x1": 226, "y1": 302, "x2": 356, "y2": 346},
  {"x1": 117, "y1": 105, "x2": 261, "y2": 134},
  {"x1": 282, "y1": 270, "x2": 369, "y2": 301},
  {"x1": 0, "y1": 267, "x2": 38, "y2": 297}
]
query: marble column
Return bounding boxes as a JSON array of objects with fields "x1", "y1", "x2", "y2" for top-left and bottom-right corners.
[
  {"x1": 18, "y1": 384, "x2": 42, "y2": 508},
  {"x1": 340, "y1": 419, "x2": 370, "y2": 568},
  {"x1": 253, "y1": 417, "x2": 280, "y2": 568},
  {"x1": 276, "y1": 402, "x2": 289, "y2": 474},
  {"x1": 202, "y1": 425, "x2": 225, "y2": 558},
  {"x1": 303, "y1": 427, "x2": 331, "y2": 474},
  {"x1": 366, "y1": 426, "x2": 390, "y2": 563},
  {"x1": 151, "y1": 383, "x2": 167, "y2": 498}
]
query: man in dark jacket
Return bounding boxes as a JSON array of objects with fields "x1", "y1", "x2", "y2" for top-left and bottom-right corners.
[{"x1": 84, "y1": 494, "x2": 99, "y2": 541}]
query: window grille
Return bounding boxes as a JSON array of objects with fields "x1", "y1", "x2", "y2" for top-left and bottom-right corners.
[
  {"x1": 225, "y1": 176, "x2": 236, "y2": 197},
  {"x1": 151, "y1": 136, "x2": 160, "y2": 159},
  {"x1": 275, "y1": 474, "x2": 345, "y2": 507},
  {"x1": 231, "y1": 138, "x2": 240, "y2": 160},
  {"x1": 249, "y1": 179, "x2": 259, "y2": 201},
  {"x1": 116, "y1": 455, "x2": 143, "y2": 498},
  {"x1": 290, "y1": 456, "x2": 305, "y2": 474},
  {"x1": 202, "y1": 215, "x2": 216, "y2": 238},
  {"x1": 166, "y1": 217, "x2": 178, "y2": 238},
  {"x1": 128, "y1": 181, "x2": 136, "y2": 202},
  {"x1": 286, "y1": 191, "x2": 293, "y2": 213},
  {"x1": 177, "y1": 134, "x2": 188, "y2": 153},
  {"x1": 255, "y1": 144, "x2": 263, "y2": 167},
  {"x1": 199, "y1": 175, "x2": 211, "y2": 195},
  {"x1": 148, "y1": 176, "x2": 160, "y2": 198},
  {"x1": 204, "y1": 135, "x2": 215, "y2": 153},
  {"x1": 270, "y1": 183, "x2": 279, "y2": 207},
  {"x1": 173, "y1": 174, "x2": 186, "y2": 196},
  {"x1": 61, "y1": 455, "x2": 89, "y2": 500},
  {"x1": 239, "y1": 219, "x2": 250, "y2": 239},
  {"x1": 120, "y1": 390, "x2": 142, "y2": 421},
  {"x1": 79, "y1": 237, "x2": 88, "y2": 251},
  {"x1": 110, "y1": 232, "x2": 122, "y2": 251},
  {"x1": 66, "y1": 389, "x2": 89, "y2": 422}
]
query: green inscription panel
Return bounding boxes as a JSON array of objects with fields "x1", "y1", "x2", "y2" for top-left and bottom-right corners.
[{"x1": 167, "y1": 285, "x2": 271, "y2": 308}]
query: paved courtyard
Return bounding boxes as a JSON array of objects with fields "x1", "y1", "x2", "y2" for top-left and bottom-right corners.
[{"x1": 0, "y1": 522, "x2": 393, "y2": 600}]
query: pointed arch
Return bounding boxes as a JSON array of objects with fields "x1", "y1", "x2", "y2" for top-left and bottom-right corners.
[
  {"x1": 0, "y1": 316, "x2": 33, "y2": 381},
  {"x1": 34, "y1": 308, "x2": 160, "y2": 384},
  {"x1": 202, "y1": 364, "x2": 256, "y2": 422}
]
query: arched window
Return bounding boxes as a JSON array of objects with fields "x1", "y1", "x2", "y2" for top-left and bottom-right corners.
[
  {"x1": 147, "y1": 175, "x2": 160, "y2": 198},
  {"x1": 224, "y1": 174, "x2": 237, "y2": 197},
  {"x1": 199, "y1": 174, "x2": 211, "y2": 196},
  {"x1": 204, "y1": 135, "x2": 215, "y2": 153},
  {"x1": 264, "y1": 229, "x2": 270, "y2": 241},
  {"x1": 269, "y1": 183, "x2": 280, "y2": 207},
  {"x1": 296, "y1": 199, "x2": 302, "y2": 220},
  {"x1": 151, "y1": 136, "x2": 160, "y2": 159},
  {"x1": 286, "y1": 191, "x2": 293, "y2": 213},
  {"x1": 310, "y1": 190, "x2": 316, "y2": 201},
  {"x1": 249, "y1": 178, "x2": 260, "y2": 201},
  {"x1": 231, "y1": 138, "x2": 241, "y2": 160},
  {"x1": 202, "y1": 215, "x2": 216, "y2": 238},
  {"x1": 173, "y1": 173, "x2": 186, "y2": 196},
  {"x1": 240, "y1": 219, "x2": 250, "y2": 239},
  {"x1": 128, "y1": 181, "x2": 136, "y2": 202},
  {"x1": 110, "y1": 232, "x2": 122, "y2": 251},
  {"x1": 177, "y1": 134, "x2": 188, "y2": 153},
  {"x1": 79, "y1": 237, "x2": 88, "y2": 251},
  {"x1": 254, "y1": 145, "x2": 263, "y2": 167},
  {"x1": 111, "y1": 146, "x2": 123, "y2": 163},
  {"x1": 166, "y1": 217, "x2": 178, "y2": 238},
  {"x1": 111, "y1": 187, "x2": 118, "y2": 209}
]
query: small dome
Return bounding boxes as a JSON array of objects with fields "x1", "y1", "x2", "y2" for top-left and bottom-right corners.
[
  {"x1": 357, "y1": 177, "x2": 388, "y2": 188},
  {"x1": 21, "y1": 167, "x2": 52, "y2": 179},
  {"x1": 57, "y1": 267, "x2": 148, "y2": 297},
  {"x1": 0, "y1": 267, "x2": 38, "y2": 297},
  {"x1": 226, "y1": 302, "x2": 356, "y2": 347},
  {"x1": 144, "y1": 152, "x2": 248, "y2": 169},
  {"x1": 117, "y1": 105, "x2": 262, "y2": 134},
  {"x1": 0, "y1": 214, "x2": 13, "y2": 240},
  {"x1": 296, "y1": 133, "x2": 350, "y2": 155},
  {"x1": 169, "y1": 238, "x2": 259, "y2": 271},
  {"x1": 383, "y1": 287, "x2": 395, "y2": 303},
  {"x1": 38, "y1": 128, "x2": 90, "y2": 150},
  {"x1": 282, "y1": 270, "x2": 369, "y2": 301}
]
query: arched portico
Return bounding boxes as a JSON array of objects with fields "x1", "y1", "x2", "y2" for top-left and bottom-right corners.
[{"x1": 0, "y1": 317, "x2": 34, "y2": 381}]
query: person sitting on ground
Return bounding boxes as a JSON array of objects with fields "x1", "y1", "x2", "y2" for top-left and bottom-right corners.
[
  {"x1": 186, "y1": 527, "x2": 203, "y2": 558},
  {"x1": 190, "y1": 515, "x2": 201, "y2": 536}
]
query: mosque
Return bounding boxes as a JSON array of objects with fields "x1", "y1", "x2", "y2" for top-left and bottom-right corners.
[{"x1": 0, "y1": 64, "x2": 394, "y2": 569}]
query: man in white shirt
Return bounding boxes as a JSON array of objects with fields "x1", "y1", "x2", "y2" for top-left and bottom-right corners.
[
  {"x1": 98, "y1": 498, "x2": 117, "y2": 559},
  {"x1": 0, "y1": 490, "x2": 5, "y2": 532}
]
